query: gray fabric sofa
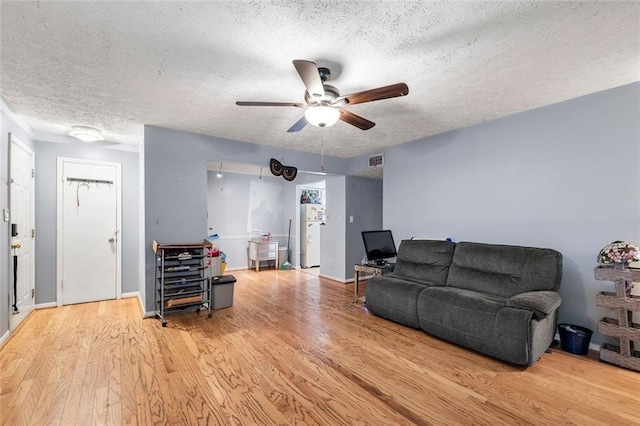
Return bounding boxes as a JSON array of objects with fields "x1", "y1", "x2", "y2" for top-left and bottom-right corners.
[{"x1": 365, "y1": 239, "x2": 563, "y2": 366}]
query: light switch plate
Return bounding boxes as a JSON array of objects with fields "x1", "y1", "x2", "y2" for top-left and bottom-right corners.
[{"x1": 3, "y1": 209, "x2": 8, "y2": 222}]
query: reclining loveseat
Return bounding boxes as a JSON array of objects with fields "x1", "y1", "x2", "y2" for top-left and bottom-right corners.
[{"x1": 365, "y1": 239, "x2": 563, "y2": 366}]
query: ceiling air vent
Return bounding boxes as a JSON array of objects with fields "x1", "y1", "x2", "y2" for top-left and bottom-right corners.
[{"x1": 369, "y1": 154, "x2": 384, "y2": 168}]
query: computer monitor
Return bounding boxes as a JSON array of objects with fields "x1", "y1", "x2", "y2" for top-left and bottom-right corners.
[{"x1": 361, "y1": 230, "x2": 397, "y2": 265}]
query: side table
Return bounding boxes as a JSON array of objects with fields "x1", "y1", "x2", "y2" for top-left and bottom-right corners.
[
  {"x1": 248, "y1": 240, "x2": 278, "y2": 272},
  {"x1": 353, "y1": 264, "x2": 385, "y2": 303}
]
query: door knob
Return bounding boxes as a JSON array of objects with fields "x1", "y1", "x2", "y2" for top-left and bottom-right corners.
[{"x1": 108, "y1": 238, "x2": 115, "y2": 243}]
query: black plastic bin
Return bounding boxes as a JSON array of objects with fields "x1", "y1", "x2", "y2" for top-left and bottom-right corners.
[{"x1": 558, "y1": 324, "x2": 593, "y2": 355}]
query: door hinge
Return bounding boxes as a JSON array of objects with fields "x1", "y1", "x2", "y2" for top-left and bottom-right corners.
[
  {"x1": 32, "y1": 169, "x2": 35, "y2": 178},
  {"x1": 32, "y1": 229, "x2": 35, "y2": 238},
  {"x1": 31, "y1": 289, "x2": 35, "y2": 298}
]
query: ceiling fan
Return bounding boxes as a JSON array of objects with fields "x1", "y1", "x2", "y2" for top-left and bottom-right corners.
[{"x1": 236, "y1": 59, "x2": 409, "y2": 132}]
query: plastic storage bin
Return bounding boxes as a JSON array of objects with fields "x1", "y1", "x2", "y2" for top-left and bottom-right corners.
[
  {"x1": 558, "y1": 324, "x2": 593, "y2": 355},
  {"x1": 211, "y1": 275, "x2": 236, "y2": 309}
]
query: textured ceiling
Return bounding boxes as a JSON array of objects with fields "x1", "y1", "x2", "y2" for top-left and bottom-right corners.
[{"x1": 1, "y1": 1, "x2": 638, "y2": 158}]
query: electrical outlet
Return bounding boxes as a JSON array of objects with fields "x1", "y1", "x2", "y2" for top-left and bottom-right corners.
[{"x1": 3, "y1": 209, "x2": 8, "y2": 222}]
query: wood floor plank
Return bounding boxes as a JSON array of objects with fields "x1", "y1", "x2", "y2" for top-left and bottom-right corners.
[
  {"x1": 40, "y1": 338, "x2": 83, "y2": 426},
  {"x1": 26, "y1": 347, "x2": 67, "y2": 426},
  {"x1": 119, "y1": 320, "x2": 139, "y2": 426},
  {"x1": 2, "y1": 269, "x2": 640, "y2": 425}
]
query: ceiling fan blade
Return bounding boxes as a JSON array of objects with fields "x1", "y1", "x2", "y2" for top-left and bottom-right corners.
[
  {"x1": 292, "y1": 59, "x2": 325, "y2": 98},
  {"x1": 339, "y1": 109, "x2": 375, "y2": 130},
  {"x1": 236, "y1": 101, "x2": 305, "y2": 107},
  {"x1": 339, "y1": 83, "x2": 409, "y2": 106},
  {"x1": 287, "y1": 116, "x2": 308, "y2": 133}
]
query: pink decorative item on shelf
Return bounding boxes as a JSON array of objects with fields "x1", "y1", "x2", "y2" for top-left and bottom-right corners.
[{"x1": 597, "y1": 241, "x2": 640, "y2": 269}]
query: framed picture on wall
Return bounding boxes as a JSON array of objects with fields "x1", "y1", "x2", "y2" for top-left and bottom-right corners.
[{"x1": 300, "y1": 189, "x2": 321, "y2": 204}]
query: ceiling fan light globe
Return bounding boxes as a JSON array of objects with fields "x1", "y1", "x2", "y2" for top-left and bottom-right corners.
[{"x1": 304, "y1": 106, "x2": 340, "y2": 128}]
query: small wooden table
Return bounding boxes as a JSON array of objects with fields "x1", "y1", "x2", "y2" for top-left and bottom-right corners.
[{"x1": 353, "y1": 264, "x2": 385, "y2": 302}]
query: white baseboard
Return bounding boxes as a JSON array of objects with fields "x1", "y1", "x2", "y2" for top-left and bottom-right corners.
[
  {"x1": 121, "y1": 291, "x2": 138, "y2": 298},
  {"x1": 319, "y1": 273, "x2": 347, "y2": 283},
  {"x1": 35, "y1": 302, "x2": 57, "y2": 310},
  {"x1": 144, "y1": 311, "x2": 156, "y2": 318},
  {"x1": 0, "y1": 330, "x2": 10, "y2": 349},
  {"x1": 137, "y1": 295, "x2": 145, "y2": 316}
]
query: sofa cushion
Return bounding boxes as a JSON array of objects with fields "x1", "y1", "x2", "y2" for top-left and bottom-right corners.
[
  {"x1": 365, "y1": 275, "x2": 427, "y2": 329},
  {"x1": 418, "y1": 287, "x2": 540, "y2": 365},
  {"x1": 417, "y1": 287, "x2": 506, "y2": 357},
  {"x1": 392, "y1": 239, "x2": 456, "y2": 286},
  {"x1": 447, "y1": 242, "x2": 562, "y2": 298}
]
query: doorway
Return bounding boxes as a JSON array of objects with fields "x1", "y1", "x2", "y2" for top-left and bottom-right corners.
[
  {"x1": 9, "y1": 134, "x2": 35, "y2": 331},
  {"x1": 296, "y1": 182, "x2": 325, "y2": 270},
  {"x1": 56, "y1": 158, "x2": 122, "y2": 305}
]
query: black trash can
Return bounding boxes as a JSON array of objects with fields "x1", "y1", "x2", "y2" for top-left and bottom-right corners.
[{"x1": 558, "y1": 324, "x2": 593, "y2": 355}]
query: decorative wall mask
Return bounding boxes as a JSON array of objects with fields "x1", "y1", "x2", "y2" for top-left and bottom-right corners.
[
  {"x1": 270, "y1": 158, "x2": 283, "y2": 176},
  {"x1": 270, "y1": 158, "x2": 297, "y2": 182},
  {"x1": 282, "y1": 167, "x2": 297, "y2": 181}
]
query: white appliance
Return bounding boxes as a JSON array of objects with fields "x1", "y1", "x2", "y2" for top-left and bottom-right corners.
[{"x1": 301, "y1": 204, "x2": 325, "y2": 268}]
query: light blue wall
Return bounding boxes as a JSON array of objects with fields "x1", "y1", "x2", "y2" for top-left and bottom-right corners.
[
  {"x1": 346, "y1": 152, "x2": 379, "y2": 176},
  {"x1": 207, "y1": 172, "x2": 333, "y2": 272},
  {"x1": 144, "y1": 126, "x2": 347, "y2": 312},
  {"x1": 34, "y1": 139, "x2": 140, "y2": 303},
  {"x1": 320, "y1": 175, "x2": 347, "y2": 281},
  {"x1": 383, "y1": 82, "x2": 640, "y2": 346},
  {"x1": 345, "y1": 176, "x2": 383, "y2": 273},
  {"x1": 0, "y1": 110, "x2": 35, "y2": 340},
  {"x1": 207, "y1": 171, "x2": 295, "y2": 270}
]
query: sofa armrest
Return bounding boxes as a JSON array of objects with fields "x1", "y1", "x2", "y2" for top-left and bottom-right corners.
[{"x1": 505, "y1": 291, "x2": 562, "y2": 320}]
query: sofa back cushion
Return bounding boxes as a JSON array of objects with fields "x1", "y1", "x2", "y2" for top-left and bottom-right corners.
[
  {"x1": 447, "y1": 242, "x2": 562, "y2": 297},
  {"x1": 393, "y1": 239, "x2": 456, "y2": 286}
]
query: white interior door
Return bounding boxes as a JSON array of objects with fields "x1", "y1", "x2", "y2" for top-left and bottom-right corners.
[
  {"x1": 9, "y1": 134, "x2": 35, "y2": 330},
  {"x1": 57, "y1": 158, "x2": 121, "y2": 305}
]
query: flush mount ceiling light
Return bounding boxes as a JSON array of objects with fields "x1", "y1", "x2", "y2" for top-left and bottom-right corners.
[
  {"x1": 304, "y1": 105, "x2": 340, "y2": 128},
  {"x1": 68, "y1": 126, "x2": 104, "y2": 142}
]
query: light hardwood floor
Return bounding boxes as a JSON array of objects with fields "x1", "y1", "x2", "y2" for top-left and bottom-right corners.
[{"x1": 1, "y1": 269, "x2": 639, "y2": 425}]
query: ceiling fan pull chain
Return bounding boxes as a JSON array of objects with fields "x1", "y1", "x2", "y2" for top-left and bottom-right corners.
[{"x1": 320, "y1": 132, "x2": 325, "y2": 172}]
